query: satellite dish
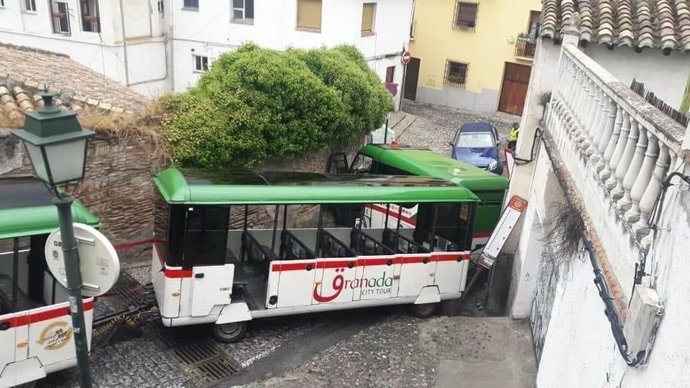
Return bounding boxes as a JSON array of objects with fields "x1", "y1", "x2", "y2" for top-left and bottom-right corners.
[{"x1": 45, "y1": 223, "x2": 120, "y2": 297}]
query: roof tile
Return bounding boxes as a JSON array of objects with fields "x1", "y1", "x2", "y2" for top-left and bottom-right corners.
[{"x1": 540, "y1": 0, "x2": 690, "y2": 51}]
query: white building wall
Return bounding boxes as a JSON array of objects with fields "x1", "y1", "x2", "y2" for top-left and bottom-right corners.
[
  {"x1": 169, "y1": 0, "x2": 413, "y2": 107},
  {"x1": 536, "y1": 168, "x2": 690, "y2": 386},
  {"x1": 584, "y1": 45, "x2": 690, "y2": 109},
  {"x1": 2, "y1": 0, "x2": 412, "y2": 101},
  {"x1": 0, "y1": 0, "x2": 169, "y2": 96}
]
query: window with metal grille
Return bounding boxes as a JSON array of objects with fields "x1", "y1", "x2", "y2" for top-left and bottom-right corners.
[
  {"x1": 50, "y1": 0, "x2": 71, "y2": 34},
  {"x1": 453, "y1": 2, "x2": 478, "y2": 31},
  {"x1": 80, "y1": 0, "x2": 100, "y2": 32},
  {"x1": 183, "y1": 0, "x2": 199, "y2": 10},
  {"x1": 297, "y1": 0, "x2": 322, "y2": 32},
  {"x1": 193, "y1": 55, "x2": 209, "y2": 72},
  {"x1": 361, "y1": 3, "x2": 376, "y2": 36},
  {"x1": 22, "y1": 0, "x2": 37, "y2": 12},
  {"x1": 232, "y1": 0, "x2": 254, "y2": 22},
  {"x1": 445, "y1": 60, "x2": 468, "y2": 87}
]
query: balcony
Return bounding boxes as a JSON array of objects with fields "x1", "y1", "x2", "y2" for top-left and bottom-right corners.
[
  {"x1": 542, "y1": 44, "x2": 686, "y2": 292},
  {"x1": 514, "y1": 37, "x2": 536, "y2": 60}
]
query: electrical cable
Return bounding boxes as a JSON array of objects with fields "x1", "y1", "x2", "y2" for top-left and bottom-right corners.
[
  {"x1": 634, "y1": 172, "x2": 690, "y2": 288},
  {"x1": 583, "y1": 236, "x2": 645, "y2": 367}
]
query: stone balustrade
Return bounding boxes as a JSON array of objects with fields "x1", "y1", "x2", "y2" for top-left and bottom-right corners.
[{"x1": 543, "y1": 44, "x2": 686, "y2": 258}]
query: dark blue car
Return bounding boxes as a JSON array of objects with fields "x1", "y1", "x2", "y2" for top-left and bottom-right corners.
[{"x1": 449, "y1": 122, "x2": 503, "y2": 175}]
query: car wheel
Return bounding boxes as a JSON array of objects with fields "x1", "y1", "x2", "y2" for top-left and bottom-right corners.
[{"x1": 213, "y1": 321, "x2": 247, "y2": 343}]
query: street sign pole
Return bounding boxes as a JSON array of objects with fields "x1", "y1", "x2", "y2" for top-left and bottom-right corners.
[{"x1": 399, "y1": 50, "x2": 412, "y2": 111}]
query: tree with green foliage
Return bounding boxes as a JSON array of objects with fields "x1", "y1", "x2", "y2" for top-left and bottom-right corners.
[{"x1": 161, "y1": 43, "x2": 394, "y2": 169}]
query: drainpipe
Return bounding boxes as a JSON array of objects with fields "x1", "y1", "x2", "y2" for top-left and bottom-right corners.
[{"x1": 118, "y1": 0, "x2": 130, "y2": 86}]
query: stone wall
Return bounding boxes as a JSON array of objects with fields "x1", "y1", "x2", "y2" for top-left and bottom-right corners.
[{"x1": 1, "y1": 130, "x2": 168, "y2": 267}]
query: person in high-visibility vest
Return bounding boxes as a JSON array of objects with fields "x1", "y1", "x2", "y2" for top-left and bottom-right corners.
[{"x1": 508, "y1": 122, "x2": 520, "y2": 151}]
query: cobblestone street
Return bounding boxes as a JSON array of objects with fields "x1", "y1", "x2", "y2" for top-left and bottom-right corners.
[
  {"x1": 397, "y1": 100, "x2": 520, "y2": 156},
  {"x1": 41, "y1": 101, "x2": 535, "y2": 388}
]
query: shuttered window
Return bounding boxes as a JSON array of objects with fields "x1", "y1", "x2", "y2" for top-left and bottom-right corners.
[
  {"x1": 361, "y1": 3, "x2": 376, "y2": 36},
  {"x1": 453, "y1": 2, "x2": 478, "y2": 31},
  {"x1": 297, "y1": 0, "x2": 322, "y2": 32}
]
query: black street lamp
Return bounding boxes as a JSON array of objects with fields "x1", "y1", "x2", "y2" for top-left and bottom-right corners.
[{"x1": 12, "y1": 93, "x2": 95, "y2": 388}]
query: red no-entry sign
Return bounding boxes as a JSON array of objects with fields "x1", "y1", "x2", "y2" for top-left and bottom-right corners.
[{"x1": 401, "y1": 51, "x2": 411, "y2": 65}]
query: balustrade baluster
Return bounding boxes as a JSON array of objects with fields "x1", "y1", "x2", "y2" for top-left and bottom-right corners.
[
  {"x1": 618, "y1": 124, "x2": 649, "y2": 212},
  {"x1": 585, "y1": 79, "x2": 599, "y2": 131},
  {"x1": 599, "y1": 109, "x2": 623, "y2": 180},
  {"x1": 593, "y1": 98, "x2": 617, "y2": 168},
  {"x1": 611, "y1": 118, "x2": 640, "y2": 201},
  {"x1": 587, "y1": 88, "x2": 607, "y2": 157},
  {"x1": 636, "y1": 144, "x2": 672, "y2": 240},
  {"x1": 626, "y1": 132, "x2": 659, "y2": 223},
  {"x1": 605, "y1": 112, "x2": 631, "y2": 191},
  {"x1": 575, "y1": 69, "x2": 590, "y2": 126}
]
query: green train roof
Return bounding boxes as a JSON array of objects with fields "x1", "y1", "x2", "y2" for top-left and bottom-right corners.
[
  {"x1": 360, "y1": 144, "x2": 509, "y2": 192},
  {"x1": 0, "y1": 177, "x2": 101, "y2": 240},
  {"x1": 154, "y1": 168, "x2": 480, "y2": 205}
]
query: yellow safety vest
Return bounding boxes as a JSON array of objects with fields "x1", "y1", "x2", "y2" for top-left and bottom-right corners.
[{"x1": 509, "y1": 127, "x2": 520, "y2": 141}]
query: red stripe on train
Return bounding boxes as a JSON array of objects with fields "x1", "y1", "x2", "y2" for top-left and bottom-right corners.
[
  {"x1": 163, "y1": 268, "x2": 193, "y2": 278},
  {"x1": 3, "y1": 300, "x2": 95, "y2": 329}
]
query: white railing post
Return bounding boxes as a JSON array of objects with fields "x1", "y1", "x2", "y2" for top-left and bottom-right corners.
[
  {"x1": 626, "y1": 131, "x2": 659, "y2": 223},
  {"x1": 589, "y1": 87, "x2": 608, "y2": 156},
  {"x1": 605, "y1": 112, "x2": 631, "y2": 190},
  {"x1": 634, "y1": 143, "x2": 671, "y2": 237},
  {"x1": 618, "y1": 124, "x2": 648, "y2": 212},
  {"x1": 611, "y1": 117, "x2": 639, "y2": 201},
  {"x1": 594, "y1": 98, "x2": 617, "y2": 168},
  {"x1": 598, "y1": 107, "x2": 623, "y2": 178}
]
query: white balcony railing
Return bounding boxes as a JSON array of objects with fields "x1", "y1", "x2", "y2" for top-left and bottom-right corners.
[{"x1": 543, "y1": 44, "x2": 685, "y2": 254}]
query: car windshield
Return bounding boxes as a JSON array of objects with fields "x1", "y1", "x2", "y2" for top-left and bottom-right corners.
[{"x1": 457, "y1": 132, "x2": 494, "y2": 148}]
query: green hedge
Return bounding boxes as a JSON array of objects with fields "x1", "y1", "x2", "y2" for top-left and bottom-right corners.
[{"x1": 161, "y1": 44, "x2": 394, "y2": 169}]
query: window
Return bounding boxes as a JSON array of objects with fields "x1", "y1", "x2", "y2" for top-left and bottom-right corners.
[
  {"x1": 453, "y1": 2, "x2": 478, "y2": 31},
  {"x1": 445, "y1": 60, "x2": 468, "y2": 87},
  {"x1": 456, "y1": 132, "x2": 494, "y2": 148},
  {"x1": 182, "y1": 206, "x2": 230, "y2": 267},
  {"x1": 183, "y1": 0, "x2": 198, "y2": 10},
  {"x1": 350, "y1": 153, "x2": 374, "y2": 174},
  {"x1": 193, "y1": 55, "x2": 209, "y2": 72},
  {"x1": 232, "y1": 0, "x2": 254, "y2": 22},
  {"x1": 22, "y1": 0, "x2": 37, "y2": 12},
  {"x1": 50, "y1": 1, "x2": 71, "y2": 34},
  {"x1": 80, "y1": 0, "x2": 100, "y2": 32},
  {"x1": 297, "y1": 0, "x2": 322, "y2": 32},
  {"x1": 361, "y1": 3, "x2": 376, "y2": 36},
  {"x1": 385, "y1": 66, "x2": 395, "y2": 84}
]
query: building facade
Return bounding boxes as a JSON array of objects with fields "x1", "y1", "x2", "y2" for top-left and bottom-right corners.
[
  {"x1": 0, "y1": 0, "x2": 168, "y2": 96},
  {"x1": 0, "y1": 0, "x2": 414, "y2": 106},
  {"x1": 406, "y1": 0, "x2": 542, "y2": 115},
  {"x1": 506, "y1": 1, "x2": 690, "y2": 385},
  {"x1": 168, "y1": 0, "x2": 413, "y2": 108}
]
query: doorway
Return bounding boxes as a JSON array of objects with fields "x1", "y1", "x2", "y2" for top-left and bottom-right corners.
[
  {"x1": 498, "y1": 62, "x2": 531, "y2": 115},
  {"x1": 404, "y1": 57, "x2": 421, "y2": 101}
]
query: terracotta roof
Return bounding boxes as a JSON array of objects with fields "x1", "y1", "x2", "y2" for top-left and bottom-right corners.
[
  {"x1": 0, "y1": 44, "x2": 148, "y2": 119},
  {"x1": 540, "y1": 0, "x2": 690, "y2": 52}
]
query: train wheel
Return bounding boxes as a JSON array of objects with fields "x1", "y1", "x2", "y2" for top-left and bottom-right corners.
[
  {"x1": 410, "y1": 303, "x2": 437, "y2": 318},
  {"x1": 213, "y1": 321, "x2": 247, "y2": 343}
]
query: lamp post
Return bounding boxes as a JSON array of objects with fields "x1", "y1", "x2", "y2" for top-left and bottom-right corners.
[{"x1": 12, "y1": 93, "x2": 95, "y2": 388}]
